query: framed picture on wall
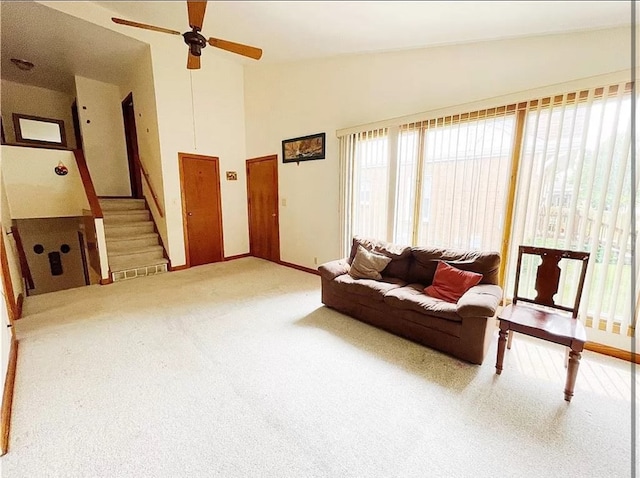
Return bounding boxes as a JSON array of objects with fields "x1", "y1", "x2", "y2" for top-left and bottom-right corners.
[{"x1": 282, "y1": 132, "x2": 326, "y2": 163}]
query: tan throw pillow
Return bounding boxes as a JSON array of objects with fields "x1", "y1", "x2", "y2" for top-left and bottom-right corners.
[{"x1": 348, "y1": 245, "x2": 392, "y2": 280}]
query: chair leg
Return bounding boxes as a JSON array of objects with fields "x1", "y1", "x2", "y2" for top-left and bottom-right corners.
[
  {"x1": 564, "y1": 348, "x2": 582, "y2": 402},
  {"x1": 496, "y1": 326, "x2": 508, "y2": 375},
  {"x1": 507, "y1": 330, "x2": 514, "y2": 350},
  {"x1": 564, "y1": 347, "x2": 569, "y2": 368}
]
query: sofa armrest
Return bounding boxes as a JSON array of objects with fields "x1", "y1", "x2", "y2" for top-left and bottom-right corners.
[
  {"x1": 318, "y1": 259, "x2": 350, "y2": 280},
  {"x1": 457, "y1": 284, "x2": 503, "y2": 318}
]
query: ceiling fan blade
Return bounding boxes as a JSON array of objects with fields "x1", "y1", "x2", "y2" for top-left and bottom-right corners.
[
  {"x1": 187, "y1": 0, "x2": 207, "y2": 31},
  {"x1": 207, "y1": 37, "x2": 263, "y2": 60},
  {"x1": 112, "y1": 17, "x2": 181, "y2": 36},
  {"x1": 187, "y1": 51, "x2": 201, "y2": 70}
]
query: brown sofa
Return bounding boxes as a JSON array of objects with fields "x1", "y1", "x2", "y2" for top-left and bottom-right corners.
[{"x1": 318, "y1": 237, "x2": 503, "y2": 365}]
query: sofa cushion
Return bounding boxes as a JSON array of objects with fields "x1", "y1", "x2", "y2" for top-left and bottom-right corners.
[
  {"x1": 348, "y1": 236, "x2": 412, "y2": 280},
  {"x1": 408, "y1": 247, "x2": 500, "y2": 285},
  {"x1": 334, "y1": 274, "x2": 406, "y2": 301},
  {"x1": 383, "y1": 283, "x2": 461, "y2": 322},
  {"x1": 318, "y1": 259, "x2": 350, "y2": 281},
  {"x1": 424, "y1": 261, "x2": 483, "y2": 303},
  {"x1": 348, "y1": 245, "x2": 392, "y2": 280},
  {"x1": 457, "y1": 284, "x2": 503, "y2": 318}
]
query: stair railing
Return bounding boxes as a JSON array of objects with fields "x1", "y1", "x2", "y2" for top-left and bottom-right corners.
[
  {"x1": 10, "y1": 226, "x2": 34, "y2": 291},
  {"x1": 73, "y1": 149, "x2": 111, "y2": 284},
  {"x1": 136, "y1": 157, "x2": 164, "y2": 218}
]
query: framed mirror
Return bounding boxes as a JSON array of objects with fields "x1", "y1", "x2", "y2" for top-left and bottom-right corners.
[{"x1": 12, "y1": 113, "x2": 67, "y2": 148}]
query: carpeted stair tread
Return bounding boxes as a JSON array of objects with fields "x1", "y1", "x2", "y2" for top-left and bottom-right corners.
[
  {"x1": 108, "y1": 245, "x2": 164, "y2": 260},
  {"x1": 99, "y1": 198, "x2": 146, "y2": 210},
  {"x1": 107, "y1": 234, "x2": 160, "y2": 253},
  {"x1": 103, "y1": 210, "x2": 151, "y2": 223},
  {"x1": 107, "y1": 232, "x2": 159, "y2": 242},
  {"x1": 100, "y1": 198, "x2": 167, "y2": 280},
  {"x1": 105, "y1": 221, "x2": 155, "y2": 237}
]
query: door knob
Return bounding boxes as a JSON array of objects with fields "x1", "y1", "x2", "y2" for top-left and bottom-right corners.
[
  {"x1": 272, "y1": 213, "x2": 276, "y2": 217},
  {"x1": 188, "y1": 212, "x2": 193, "y2": 216}
]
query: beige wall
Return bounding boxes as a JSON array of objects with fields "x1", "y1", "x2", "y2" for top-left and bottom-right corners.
[
  {"x1": 1, "y1": 146, "x2": 89, "y2": 219},
  {"x1": 43, "y1": 2, "x2": 250, "y2": 266},
  {"x1": 150, "y1": 44, "x2": 248, "y2": 264},
  {"x1": 36, "y1": 3, "x2": 633, "y2": 270},
  {"x1": 0, "y1": 79, "x2": 77, "y2": 149},
  {"x1": 118, "y1": 47, "x2": 168, "y2": 250},
  {"x1": 15, "y1": 217, "x2": 86, "y2": 295},
  {"x1": 243, "y1": 27, "x2": 632, "y2": 269},
  {"x1": 75, "y1": 75, "x2": 131, "y2": 197}
]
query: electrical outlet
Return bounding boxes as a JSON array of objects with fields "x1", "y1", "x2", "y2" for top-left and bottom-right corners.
[
  {"x1": 281, "y1": 198, "x2": 287, "y2": 207},
  {"x1": 314, "y1": 257, "x2": 318, "y2": 265}
]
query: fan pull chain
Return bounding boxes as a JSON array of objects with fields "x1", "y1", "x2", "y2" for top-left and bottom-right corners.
[{"x1": 190, "y1": 70, "x2": 197, "y2": 150}]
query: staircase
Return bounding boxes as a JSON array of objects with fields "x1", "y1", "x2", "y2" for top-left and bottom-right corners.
[{"x1": 99, "y1": 198, "x2": 169, "y2": 282}]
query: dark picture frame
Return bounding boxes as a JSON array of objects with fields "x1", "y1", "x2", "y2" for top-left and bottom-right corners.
[{"x1": 282, "y1": 132, "x2": 325, "y2": 163}]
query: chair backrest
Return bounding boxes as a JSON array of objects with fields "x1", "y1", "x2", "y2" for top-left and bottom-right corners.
[{"x1": 512, "y1": 246, "x2": 590, "y2": 318}]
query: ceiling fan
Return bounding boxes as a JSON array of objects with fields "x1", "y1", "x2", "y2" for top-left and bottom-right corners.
[{"x1": 112, "y1": 0, "x2": 262, "y2": 70}]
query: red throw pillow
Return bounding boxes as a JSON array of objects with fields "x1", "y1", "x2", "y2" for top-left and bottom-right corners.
[{"x1": 424, "y1": 261, "x2": 483, "y2": 303}]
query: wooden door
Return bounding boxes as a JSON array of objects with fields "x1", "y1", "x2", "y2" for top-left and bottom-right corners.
[
  {"x1": 246, "y1": 155, "x2": 280, "y2": 262},
  {"x1": 121, "y1": 93, "x2": 143, "y2": 198},
  {"x1": 179, "y1": 153, "x2": 224, "y2": 267}
]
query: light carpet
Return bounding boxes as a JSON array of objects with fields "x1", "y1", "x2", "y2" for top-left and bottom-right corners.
[{"x1": 1, "y1": 258, "x2": 636, "y2": 477}]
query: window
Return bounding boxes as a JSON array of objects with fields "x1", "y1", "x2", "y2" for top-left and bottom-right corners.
[
  {"x1": 339, "y1": 81, "x2": 636, "y2": 348},
  {"x1": 351, "y1": 129, "x2": 389, "y2": 241},
  {"x1": 417, "y1": 114, "x2": 514, "y2": 250},
  {"x1": 506, "y1": 84, "x2": 634, "y2": 338},
  {"x1": 340, "y1": 109, "x2": 516, "y2": 252}
]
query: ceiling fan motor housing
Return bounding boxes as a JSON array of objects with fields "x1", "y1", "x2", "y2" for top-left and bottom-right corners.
[{"x1": 183, "y1": 29, "x2": 207, "y2": 56}]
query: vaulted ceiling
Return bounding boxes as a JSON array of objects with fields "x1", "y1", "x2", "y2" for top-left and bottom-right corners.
[
  {"x1": 100, "y1": 1, "x2": 631, "y2": 63},
  {"x1": 0, "y1": 1, "x2": 631, "y2": 94}
]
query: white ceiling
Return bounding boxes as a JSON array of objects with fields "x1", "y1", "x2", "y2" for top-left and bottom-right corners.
[
  {"x1": 100, "y1": 1, "x2": 631, "y2": 63},
  {"x1": 0, "y1": 1, "x2": 631, "y2": 94}
]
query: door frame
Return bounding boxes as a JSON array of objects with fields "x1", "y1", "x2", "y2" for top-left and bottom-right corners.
[
  {"x1": 246, "y1": 154, "x2": 280, "y2": 261},
  {"x1": 121, "y1": 92, "x2": 143, "y2": 198},
  {"x1": 178, "y1": 152, "x2": 225, "y2": 268}
]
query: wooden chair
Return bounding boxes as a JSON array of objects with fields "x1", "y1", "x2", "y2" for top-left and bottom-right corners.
[{"x1": 495, "y1": 246, "x2": 590, "y2": 402}]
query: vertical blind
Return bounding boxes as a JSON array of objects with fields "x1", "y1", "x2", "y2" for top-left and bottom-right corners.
[
  {"x1": 338, "y1": 81, "x2": 636, "y2": 347},
  {"x1": 417, "y1": 114, "x2": 514, "y2": 250},
  {"x1": 506, "y1": 83, "x2": 635, "y2": 338},
  {"x1": 340, "y1": 108, "x2": 517, "y2": 253}
]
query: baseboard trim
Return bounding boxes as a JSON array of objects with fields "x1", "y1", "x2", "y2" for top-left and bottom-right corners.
[
  {"x1": 99, "y1": 277, "x2": 113, "y2": 285},
  {"x1": 15, "y1": 294, "x2": 23, "y2": 320},
  {"x1": 1, "y1": 338, "x2": 18, "y2": 456},
  {"x1": 277, "y1": 260, "x2": 320, "y2": 276},
  {"x1": 224, "y1": 253, "x2": 251, "y2": 261},
  {"x1": 585, "y1": 342, "x2": 639, "y2": 364},
  {"x1": 169, "y1": 264, "x2": 189, "y2": 272}
]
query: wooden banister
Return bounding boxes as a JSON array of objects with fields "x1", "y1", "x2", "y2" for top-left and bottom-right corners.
[
  {"x1": 10, "y1": 227, "x2": 34, "y2": 290},
  {"x1": 73, "y1": 149, "x2": 103, "y2": 219},
  {"x1": 0, "y1": 233, "x2": 17, "y2": 325},
  {"x1": 136, "y1": 157, "x2": 164, "y2": 218}
]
